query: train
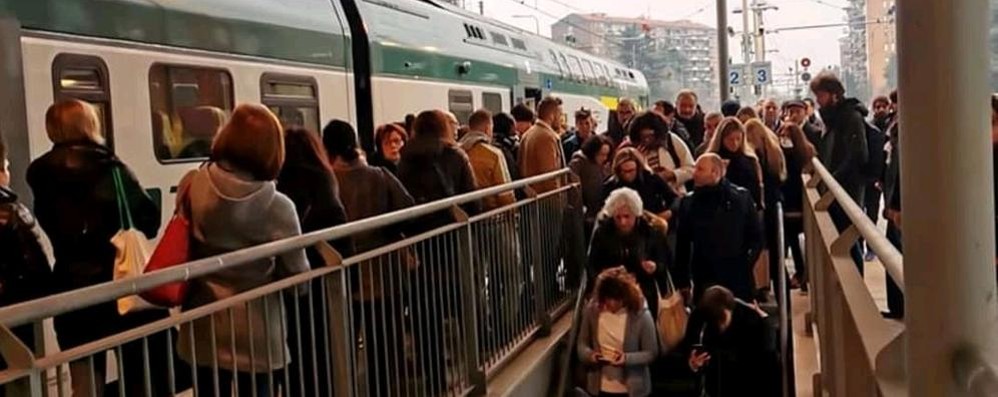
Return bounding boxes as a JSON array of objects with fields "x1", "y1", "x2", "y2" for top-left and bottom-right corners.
[{"x1": 0, "y1": 0, "x2": 649, "y2": 229}]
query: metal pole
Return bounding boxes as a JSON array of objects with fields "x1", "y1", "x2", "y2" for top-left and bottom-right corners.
[
  {"x1": 717, "y1": 0, "x2": 730, "y2": 102},
  {"x1": 741, "y1": 0, "x2": 751, "y2": 101},
  {"x1": 898, "y1": 0, "x2": 997, "y2": 394}
]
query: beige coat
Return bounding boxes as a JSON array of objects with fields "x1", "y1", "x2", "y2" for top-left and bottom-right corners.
[
  {"x1": 459, "y1": 131, "x2": 515, "y2": 211},
  {"x1": 518, "y1": 120, "x2": 564, "y2": 194}
]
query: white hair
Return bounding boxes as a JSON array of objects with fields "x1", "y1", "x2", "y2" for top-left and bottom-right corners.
[{"x1": 600, "y1": 187, "x2": 643, "y2": 219}]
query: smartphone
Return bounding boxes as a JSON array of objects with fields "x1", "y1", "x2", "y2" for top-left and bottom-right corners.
[{"x1": 691, "y1": 343, "x2": 705, "y2": 355}]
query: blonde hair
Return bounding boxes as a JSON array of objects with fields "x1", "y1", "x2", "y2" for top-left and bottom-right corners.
[
  {"x1": 45, "y1": 99, "x2": 103, "y2": 145},
  {"x1": 707, "y1": 117, "x2": 756, "y2": 159},
  {"x1": 744, "y1": 119, "x2": 787, "y2": 182},
  {"x1": 212, "y1": 103, "x2": 285, "y2": 181}
]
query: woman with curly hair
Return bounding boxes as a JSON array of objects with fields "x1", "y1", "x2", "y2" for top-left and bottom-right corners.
[{"x1": 577, "y1": 267, "x2": 658, "y2": 397}]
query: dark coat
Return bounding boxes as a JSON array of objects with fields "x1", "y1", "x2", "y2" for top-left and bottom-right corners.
[
  {"x1": 675, "y1": 180, "x2": 762, "y2": 301},
  {"x1": 677, "y1": 112, "x2": 706, "y2": 149},
  {"x1": 398, "y1": 137, "x2": 480, "y2": 234},
  {"x1": 569, "y1": 151, "x2": 608, "y2": 229},
  {"x1": 27, "y1": 141, "x2": 162, "y2": 348},
  {"x1": 717, "y1": 148, "x2": 762, "y2": 209},
  {"x1": 803, "y1": 122, "x2": 822, "y2": 149},
  {"x1": 883, "y1": 122, "x2": 901, "y2": 213},
  {"x1": 588, "y1": 215, "x2": 671, "y2": 316},
  {"x1": 780, "y1": 146, "x2": 806, "y2": 213},
  {"x1": 600, "y1": 170, "x2": 677, "y2": 216},
  {"x1": 0, "y1": 186, "x2": 51, "y2": 306},
  {"x1": 682, "y1": 301, "x2": 780, "y2": 397},
  {"x1": 334, "y1": 158, "x2": 414, "y2": 253},
  {"x1": 277, "y1": 162, "x2": 351, "y2": 262},
  {"x1": 368, "y1": 151, "x2": 400, "y2": 176},
  {"x1": 818, "y1": 98, "x2": 869, "y2": 199}
]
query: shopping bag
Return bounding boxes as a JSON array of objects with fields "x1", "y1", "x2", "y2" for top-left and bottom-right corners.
[
  {"x1": 140, "y1": 171, "x2": 194, "y2": 307},
  {"x1": 111, "y1": 167, "x2": 157, "y2": 315},
  {"x1": 656, "y1": 270, "x2": 688, "y2": 353}
]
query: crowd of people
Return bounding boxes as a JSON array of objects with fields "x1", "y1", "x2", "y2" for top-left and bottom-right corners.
[{"x1": 0, "y1": 68, "x2": 942, "y2": 396}]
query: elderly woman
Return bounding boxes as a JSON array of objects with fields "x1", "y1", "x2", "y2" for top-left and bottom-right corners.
[
  {"x1": 588, "y1": 187, "x2": 670, "y2": 319},
  {"x1": 577, "y1": 268, "x2": 658, "y2": 397}
]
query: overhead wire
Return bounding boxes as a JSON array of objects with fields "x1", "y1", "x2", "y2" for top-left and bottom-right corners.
[{"x1": 499, "y1": 0, "x2": 631, "y2": 48}]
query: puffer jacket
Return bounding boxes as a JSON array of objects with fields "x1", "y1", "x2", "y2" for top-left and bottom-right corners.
[{"x1": 0, "y1": 186, "x2": 51, "y2": 307}]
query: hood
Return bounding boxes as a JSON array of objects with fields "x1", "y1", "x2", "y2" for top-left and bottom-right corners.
[
  {"x1": 458, "y1": 131, "x2": 490, "y2": 152},
  {"x1": 205, "y1": 162, "x2": 272, "y2": 201},
  {"x1": 46, "y1": 141, "x2": 119, "y2": 180},
  {"x1": 821, "y1": 97, "x2": 868, "y2": 125}
]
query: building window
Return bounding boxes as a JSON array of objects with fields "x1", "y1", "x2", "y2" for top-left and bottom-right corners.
[
  {"x1": 52, "y1": 54, "x2": 114, "y2": 148},
  {"x1": 149, "y1": 64, "x2": 233, "y2": 162},
  {"x1": 448, "y1": 89, "x2": 474, "y2": 125},
  {"x1": 260, "y1": 73, "x2": 320, "y2": 133}
]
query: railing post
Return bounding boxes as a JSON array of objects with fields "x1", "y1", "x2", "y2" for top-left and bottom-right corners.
[
  {"x1": 315, "y1": 243, "x2": 356, "y2": 397},
  {"x1": 0, "y1": 324, "x2": 44, "y2": 397},
  {"x1": 523, "y1": 190, "x2": 552, "y2": 337},
  {"x1": 456, "y1": 212, "x2": 486, "y2": 395}
]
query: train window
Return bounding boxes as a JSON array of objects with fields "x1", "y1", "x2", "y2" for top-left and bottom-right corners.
[
  {"x1": 581, "y1": 59, "x2": 596, "y2": 83},
  {"x1": 448, "y1": 89, "x2": 474, "y2": 125},
  {"x1": 52, "y1": 54, "x2": 114, "y2": 149},
  {"x1": 482, "y1": 92, "x2": 503, "y2": 114},
  {"x1": 510, "y1": 38, "x2": 527, "y2": 51},
  {"x1": 490, "y1": 32, "x2": 509, "y2": 46},
  {"x1": 149, "y1": 64, "x2": 233, "y2": 162},
  {"x1": 549, "y1": 50, "x2": 564, "y2": 78},
  {"x1": 568, "y1": 55, "x2": 584, "y2": 82},
  {"x1": 260, "y1": 73, "x2": 320, "y2": 133}
]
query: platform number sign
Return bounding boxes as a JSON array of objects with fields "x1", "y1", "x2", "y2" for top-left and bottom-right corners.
[
  {"x1": 751, "y1": 61, "x2": 773, "y2": 86},
  {"x1": 729, "y1": 64, "x2": 746, "y2": 86}
]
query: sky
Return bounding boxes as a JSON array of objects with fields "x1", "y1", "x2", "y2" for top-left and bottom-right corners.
[{"x1": 462, "y1": 0, "x2": 851, "y2": 93}]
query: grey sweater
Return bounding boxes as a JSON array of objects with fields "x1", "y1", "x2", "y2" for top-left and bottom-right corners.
[
  {"x1": 177, "y1": 163, "x2": 309, "y2": 373},
  {"x1": 577, "y1": 303, "x2": 657, "y2": 397}
]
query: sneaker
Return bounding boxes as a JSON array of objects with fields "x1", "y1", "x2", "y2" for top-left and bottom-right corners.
[{"x1": 864, "y1": 250, "x2": 877, "y2": 262}]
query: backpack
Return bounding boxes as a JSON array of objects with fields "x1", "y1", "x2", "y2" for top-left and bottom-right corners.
[{"x1": 862, "y1": 120, "x2": 886, "y2": 182}]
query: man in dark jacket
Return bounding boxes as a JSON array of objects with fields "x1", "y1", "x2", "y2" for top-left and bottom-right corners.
[
  {"x1": 685, "y1": 286, "x2": 780, "y2": 397},
  {"x1": 562, "y1": 108, "x2": 595, "y2": 158},
  {"x1": 811, "y1": 71, "x2": 868, "y2": 273},
  {"x1": 881, "y1": 91, "x2": 904, "y2": 319},
  {"x1": 675, "y1": 154, "x2": 762, "y2": 303},
  {"x1": 676, "y1": 90, "x2": 707, "y2": 148}
]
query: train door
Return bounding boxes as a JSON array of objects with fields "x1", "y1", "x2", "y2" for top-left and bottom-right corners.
[{"x1": 523, "y1": 87, "x2": 541, "y2": 110}]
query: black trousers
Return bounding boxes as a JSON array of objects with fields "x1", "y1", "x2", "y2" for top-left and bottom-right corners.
[
  {"x1": 784, "y1": 216, "x2": 806, "y2": 284},
  {"x1": 861, "y1": 182, "x2": 882, "y2": 252},
  {"x1": 829, "y1": 201, "x2": 865, "y2": 275}
]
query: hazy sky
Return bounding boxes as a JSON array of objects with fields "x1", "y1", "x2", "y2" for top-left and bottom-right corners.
[{"x1": 471, "y1": 0, "x2": 850, "y2": 89}]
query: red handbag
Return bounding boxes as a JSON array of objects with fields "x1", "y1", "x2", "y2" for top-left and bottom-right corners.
[{"x1": 140, "y1": 173, "x2": 193, "y2": 307}]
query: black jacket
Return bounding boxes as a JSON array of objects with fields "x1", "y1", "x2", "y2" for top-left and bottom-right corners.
[
  {"x1": 0, "y1": 186, "x2": 51, "y2": 306},
  {"x1": 803, "y1": 122, "x2": 822, "y2": 149},
  {"x1": 368, "y1": 151, "x2": 400, "y2": 176},
  {"x1": 494, "y1": 134, "x2": 521, "y2": 181},
  {"x1": 600, "y1": 169, "x2": 678, "y2": 216},
  {"x1": 277, "y1": 162, "x2": 351, "y2": 263},
  {"x1": 675, "y1": 180, "x2": 762, "y2": 301},
  {"x1": 588, "y1": 215, "x2": 671, "y2": 315},
  {"x1": 883, "y1": 122, "x2": 902, "y2": 213},
  {"x1": 818, "y1": 98, "x2": 869, "y2": 198},
  {"x1": 27, "y1": 141, "x2": 160, "y2": 292},
  {"x1": 677, "y1": 111, "x2": 706, "y2": 149},
  {"x1": 781, "y1": 146, "x2": 806, "y2": 213},
  {"x1": 717, "y1": 148, "x2": 762, "y2": 209},
  {"x1": 398, "y1": 137, "x2": 480, "y2": 233},
  {"x1": 683, "y1": 301, "x2": 780, "y2": 397}
]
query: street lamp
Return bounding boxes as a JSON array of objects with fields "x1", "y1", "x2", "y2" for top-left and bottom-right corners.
[{"x1": 512, "y1": 15, "x2": 540, "y2": 35}]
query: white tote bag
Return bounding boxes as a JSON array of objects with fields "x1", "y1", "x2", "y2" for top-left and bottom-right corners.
[{"x1": 111, "y1": 167, "x2": 157, "y2": 315}]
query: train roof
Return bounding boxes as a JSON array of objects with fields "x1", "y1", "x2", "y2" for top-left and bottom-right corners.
[{"x1": 0, "y1": 0, "x2": 647, "y2": 97}]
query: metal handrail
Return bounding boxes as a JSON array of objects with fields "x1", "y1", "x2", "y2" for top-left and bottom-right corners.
[
  {"x1": 0, "y1": 169, "x2": 570, "y2": 328},
  {"x1": 809, "y1": 159, "x2": 905, "y2": 292}
]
